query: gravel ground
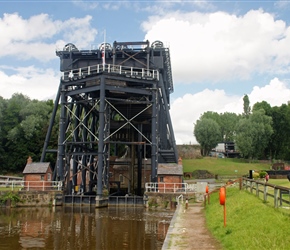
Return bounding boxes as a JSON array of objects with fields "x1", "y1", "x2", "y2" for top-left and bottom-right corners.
[{"x1": 162, "y1": 202, "x2": 222, "y2": 250}]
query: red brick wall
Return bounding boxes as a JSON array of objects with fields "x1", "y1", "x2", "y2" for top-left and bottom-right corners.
[
  {"x1": 158, "y1": 175, "x2": 182, "y2": 192},
  {"x1": 24, "y1": 174, "x2": 52, "y2": 190}
]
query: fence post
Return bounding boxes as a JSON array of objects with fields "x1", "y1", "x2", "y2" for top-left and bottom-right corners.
[
  {"x1": 239, "y1": 178, "x2": 242, "y2": 190},
  {"x1": 274, "y1": 188, "x2": 279, "y2": 208},
  {"x1": 263, "y1": 185, "x2": 267, "y2": 202}
]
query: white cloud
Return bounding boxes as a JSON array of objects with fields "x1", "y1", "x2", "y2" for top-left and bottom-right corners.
[
  {"x1": 0, "y1": 66, "x2": 60, "y2": 100},
  {"x1": 143, "y1": 9, "x2": 290, "y2": 83},
  {"x1": 171, "y1": 78, "x2": 290, "y2": 144},
  {"x1": 0, "y1": 13, "x2": 98, "y2": 61}
]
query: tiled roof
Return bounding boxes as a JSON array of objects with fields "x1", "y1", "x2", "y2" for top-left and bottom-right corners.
[
  {"x1": 157, "y1": 163, "x2": 183, "y2": 175},
  {"x1": 23, "y1": 162, "x2": 51, "y2": 174}
]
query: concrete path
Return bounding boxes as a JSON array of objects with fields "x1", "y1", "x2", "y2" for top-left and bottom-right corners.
[{"x1": 162, "y1": 202, "x2": 222, "y2": 250}]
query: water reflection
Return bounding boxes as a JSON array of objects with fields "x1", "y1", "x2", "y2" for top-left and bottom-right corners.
[{"x1": 0, "y1": 206, "x2": 174, "y2": 250}]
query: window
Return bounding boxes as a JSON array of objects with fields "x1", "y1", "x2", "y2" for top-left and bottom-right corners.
[
  {"x1": 47, "y1": 173, "x2": 51, "y2": 181},
  {"x1": 40, "y1": 175, "x2": 44, "y2": 180},
  {"x1": 160, "y1": 176, "x2": 164, "y2": 182},
  {"x1": 119, "y1": 174, "x2": 124, "y2": 183}
]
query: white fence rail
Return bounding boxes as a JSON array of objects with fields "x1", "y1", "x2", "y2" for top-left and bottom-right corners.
[
  {"x1": 0, "y1": 180, "x2": 63, "y2": 191},
  {"x1": 62, "y1": 63, "x2": 159, "y2": 81},
  {"x1": 145, "y1": 182, "x2": 195, "y2": 194}
]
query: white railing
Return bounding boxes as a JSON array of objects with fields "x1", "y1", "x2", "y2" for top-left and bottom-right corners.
[
  {"x1": 0, "y1": 180, "x2": 63, "y2": 191},
  {"x1": 62, "y1": 63, "x2": 159, "y2": 82},
  {"x1": 145, "y1": 182, "x2": 196, "y2": 194}
]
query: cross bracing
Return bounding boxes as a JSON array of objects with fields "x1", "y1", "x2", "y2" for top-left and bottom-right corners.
[{"x1": 41, "y1": 40, "x2": 178, "y2": 197}]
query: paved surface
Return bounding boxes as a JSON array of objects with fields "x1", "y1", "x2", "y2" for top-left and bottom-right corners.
[{"x1": 162, "y1": 202, "x2": 222, "y2": 250}]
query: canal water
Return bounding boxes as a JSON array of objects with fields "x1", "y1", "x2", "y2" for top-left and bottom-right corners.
[{"x1": 0, "y1": 206, "x2": 174, "y2": 250}]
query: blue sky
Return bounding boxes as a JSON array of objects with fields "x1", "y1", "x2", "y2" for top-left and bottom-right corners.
[{"x1": 2, "y1": 0, "x2": 290, "y2": 144}]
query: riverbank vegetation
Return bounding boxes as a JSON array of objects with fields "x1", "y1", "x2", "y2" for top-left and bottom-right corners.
[{"x1": 205, "y1": 187, "x2": 290, "y2": 250}]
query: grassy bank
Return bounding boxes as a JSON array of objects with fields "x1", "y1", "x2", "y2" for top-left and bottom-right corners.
[
  {"x1": 183, "y1": 157, "x2": 271, "y2": 176},
  {"x1": 205, "y1": 187, "x2": 290, "y2": 250}
]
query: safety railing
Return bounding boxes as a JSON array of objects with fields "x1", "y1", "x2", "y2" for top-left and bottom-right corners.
[
  {"x1": 61, "y1": 64, "x2": 159, "y2": 82},
  {"x1": 145, "y1": 182, "x2": 196, "y2": 194},
  {"x1": 0, "y1": 180, "x2": 63, "y2": 191}
]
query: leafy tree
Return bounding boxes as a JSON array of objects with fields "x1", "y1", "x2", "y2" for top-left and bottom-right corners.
[
  {"x1": 1, "y1": 94, "x2": 55, "y2": 173},
  {"x1": 252, "y1": 101, "x2": 272, "y2": 115},
  {"x1": 219, "y1": 112, "x2": 240, "y2": 142},
  {"x1": 269, "y1": 104, "x2": 290, "y2": 160},
  {"x1": 243, "y1": 94, "x2": 251, "y2": 117},
  {"x1": 194, "y1": 118, "x2": 221, "y2": 156},
  {"x1": 235, "y1": 109, "x2": 273, "y2": 159},
  {"x1": 200, "y1": 111, "x2": 239, "y2": 142}
]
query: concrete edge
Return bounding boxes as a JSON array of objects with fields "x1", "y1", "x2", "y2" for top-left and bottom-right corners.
[{"x1": 161, "y1": 204, "x2": 182, "y2": 250}]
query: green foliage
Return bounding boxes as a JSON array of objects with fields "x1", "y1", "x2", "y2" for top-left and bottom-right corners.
[
  {"x1": 205, "y1": 188, "x2": 290, "y2": 250},
  {"x1": 259, "y1": 171, "x2": 267, "y2": 178},
  {"x1": 194, "y1": 118, "x2": 221, "y2": 155},
  {"x1": 0, "y1": 94, "x2": 55, "y2": 173},
  {"x1": 243, "y1": 94, "x2": 251, "y2": 116},
  {"x1": 0, "y1": 192, "x2": 22, "y2": 206},
  {"x1": 235, "y1": 109, "x2": 273, "y2": 159},
  {"x1": 199, "y1": 111, "x2": 239, "y2": 142},
  {"x1": 148, "y1": 198, "x2": 158, "y2": 208}
]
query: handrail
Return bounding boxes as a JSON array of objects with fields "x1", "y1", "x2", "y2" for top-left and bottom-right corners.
[
  {"x1": 145, "y1": 182, "x2": 195, "y2": 194},
  {"x1": 0, "y1": 180, "x2": 63, "y2": 191},
  {"x1": 61, "y1": 63, "x2": 159, "y2": 82}
]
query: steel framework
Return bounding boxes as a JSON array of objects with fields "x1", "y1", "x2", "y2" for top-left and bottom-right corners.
[{"x1": 41, "y1": 40, "x2": 178, "y2": 197}]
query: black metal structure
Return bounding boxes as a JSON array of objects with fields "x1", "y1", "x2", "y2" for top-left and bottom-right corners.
[{"x1": 41, "y1": 40, "x2": 178, "y2": 197}]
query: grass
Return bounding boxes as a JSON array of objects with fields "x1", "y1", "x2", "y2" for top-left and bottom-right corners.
[
  {"x1": 205, "y1": 187, "x2": 290, "y2": 250},
  {"x1": 186, "y1": 158, "x2": 290, "y2": 249},
  {"x1": 183, "y1": 157, "x2": 271, "y2": 176}
]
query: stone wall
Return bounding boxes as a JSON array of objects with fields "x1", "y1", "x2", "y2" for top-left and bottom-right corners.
[
  {"x1": 16, "y1": 191, "x2": 63, "y2": 207},
  {"x1": 176, "y1": 144, "x2": 201, "y2": 159},
  {"x1": 145, "y1": 192, "x2": 195, "y2": 209}
]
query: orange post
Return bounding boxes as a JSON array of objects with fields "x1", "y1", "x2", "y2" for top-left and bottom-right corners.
[
  {"x1": 219, "y1": 187, "x2": 226, "y2": 227},
  {"x1": 206, "y1": 185, "x2": 210, "y2": 204}
]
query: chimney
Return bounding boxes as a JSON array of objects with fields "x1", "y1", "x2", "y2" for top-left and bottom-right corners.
[
  {"x1": 27, "y1": 156, "x2": 32, "y2": 165},
  {"x1": 178, "y1": 157, "x2": 182, "y2": 166}
]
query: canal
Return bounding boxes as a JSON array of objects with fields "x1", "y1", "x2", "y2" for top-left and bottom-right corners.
[{"x1": 0, "y1": 206, "x2": 174, "y2": 250}]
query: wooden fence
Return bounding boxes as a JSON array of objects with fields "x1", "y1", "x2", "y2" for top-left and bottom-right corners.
[{"x1": 242, "y1": 178, "x2": 290, "y2": 208}]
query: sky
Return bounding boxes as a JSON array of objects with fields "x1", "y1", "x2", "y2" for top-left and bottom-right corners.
[{"x1": 2, "y1": 0, "x2": 290, "y2": 145}]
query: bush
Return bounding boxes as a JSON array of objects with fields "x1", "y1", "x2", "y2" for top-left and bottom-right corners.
[
  {"x1": 0, "y1": 192, "x2": 22, "y2": 206},
  {"x1": 259, "y1": 171, "x2": 267, "y2": 178},
  {"x1": 253, "y1": 172, "x2": 260, "y2": 179}
]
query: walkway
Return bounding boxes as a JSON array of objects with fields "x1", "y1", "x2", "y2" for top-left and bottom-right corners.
[{"x1": 162, "y1": 202, "x2": 222, "y2": 250}]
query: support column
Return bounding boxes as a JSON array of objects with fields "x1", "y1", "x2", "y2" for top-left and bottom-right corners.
[
  {"x1": 151, "y1": 85, "x2": 158, "y2": 182},
  {"x1": 57, "y1": 86, "x2": 67, "y2": 181},
  {"x1": 137, "y1": 124, "x2": 143, "y2": 195},
  {"x1": 97, "y1": 75, "x2": 105, "y2": 198}
]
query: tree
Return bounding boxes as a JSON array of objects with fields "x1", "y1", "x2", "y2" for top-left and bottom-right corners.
[
  {"x1": 1, "y1": 94, "x2": 55, "y2": 173},
  {"x1": 194, "y1": 118, "x2": 221, "y2": 156},
  {"x1": 235, "y1": 109, "x2": 273, "y2": 159},
  {"x1": 268, "y1": 104, "x2": 290, "y2": 160},
  {"x1": 200, "y1": 111, "x2": 239, "y2": 142},
  {"x1": 243, "y1": 94, "x2": 251, "y2": 117},
  {"x1": 252, "y1": 101, "x2": 272, "y2": 115}
]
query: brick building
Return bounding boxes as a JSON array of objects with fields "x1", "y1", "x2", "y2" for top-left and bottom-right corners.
[
  {"x1": 23, "y1": 156, "x2": 53, "y2": 190},
  {"x1": 157, "y1": 157, "x2": 183, "y2": 192}
]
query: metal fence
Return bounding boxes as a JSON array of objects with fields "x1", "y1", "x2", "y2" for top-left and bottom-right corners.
[
  {"x1": 61, "y1": 63, "x2": 159, "y2": 81},
  {"x1": 0, "y1": 180, "x2": 63, "y2": 191}
]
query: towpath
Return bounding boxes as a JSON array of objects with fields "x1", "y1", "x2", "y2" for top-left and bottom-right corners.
[{"x1": 162, "y1": 202, "x2": 222, "y2": 250}]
